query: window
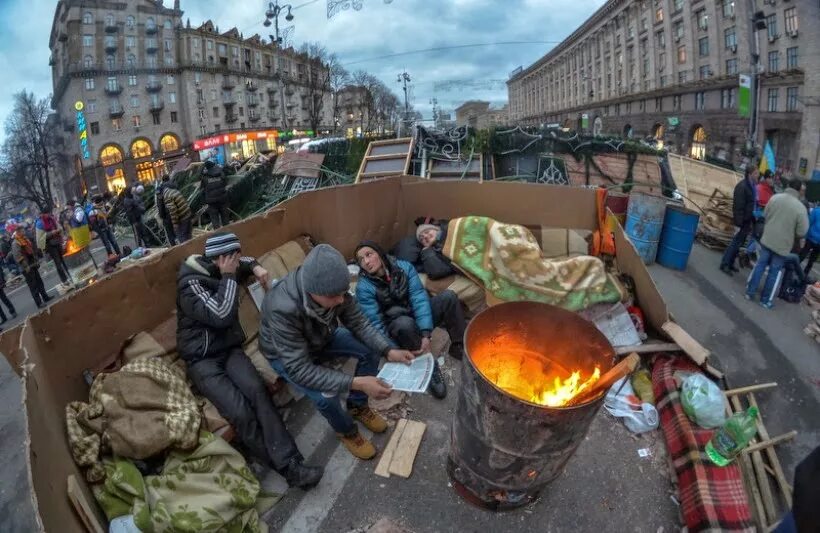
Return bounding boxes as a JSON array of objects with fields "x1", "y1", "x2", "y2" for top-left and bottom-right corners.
[
  {"x1": 106, "y1": 55, "x2": 115, "y2": 69},
  {"x1": 147, "y1": 56, "x2": 157, "y2": 68},
  {"x1": 699, "y1": 37, "x2": 709, "y2": 57},
  {"x1": 694, "y1": 92, "x2": 705, "y2": 110},
  {"x1": 106, "y1": 76, "x2": 117, "y2": 90},
  {"x1": 674, "y1": 21, "x2": 684, "y2": 40},
  {"x1": 660, "y1": 75, "x2": 667, "y2": 88},
  {"x1": 164, "y1": 39, "x2": 172, "y2": 52},
  {"x1": 165, "y1": 75, "x2": 174, "y2": 85},
  {"x1": 726, "y1": 58, "x2": 738, "y2": 75},
  {"x1": 105, "y1": 14, "x2": 114, "y2": 26},
  {"x1": 132, "y1": 115, "x2": 141, "y2": 128},
  {"x1": 83, "y1": 12, "x2": 93, "y2": 24},
  {"x1": 131, "y1": 96, "x2": 139, "y2": 108},
  {"x1": 212, "y1": 106, "x2": 219, "y2": 118},
  {"x1": 128, "y1": 75, "x2": 137, "y2": 86},
  {"x1": 231, "y1": 46, "x2": 239, "y2": 58},
  {"x1": 194, "y1": 71, "x2": 202, "y2": 83},
  {"x1": 126, "y1": 16, "x2": 135, "y2": 28},
  {"x1": 146, "y1": 17, "x2": 156, "y2": 30},
  {"x1": 677, "y1": 45, "x2": 686, "y2": 64},
  {"x1": 87, "y1": 100, "x2": 97, "y2": 113},
  {"x1": 722, "y1": 0, "x2": 735, "y2": 18},
  {"x1": 767, "y1": 14, "x2": 777, "y2": 40},
  {"x1": 699, "y1": 65, "x2": 711, "y2": 79},
  {"x1": 786, "y1": 47, "x2": 798, "y2": 69},
  {"x1": 657, "y1": 31, "x2": 665, "y2": 49},
  {"x1": 152, "y1": 114, "x2": 161, "y2": 126},
  {"x1": 126, "y1": 36, "x2": 135, "y2": 48},
  {"x1": 84, "y1": 77, "x2": 95, "y2": 90},
  {"x1": 112, "y1": 118, "x2": 122, "y2": 131},
  {"x1": 721, "y1": 88, "x2": 736, "y2": 109},
  {"x1": 160, "y1": 134, "x2": 179, "y2": 152},
  {"x1": 659, "y1": 52, "x2": 666, "y2": 71},
  {"x1": 786, "y1": 87, "x2": 798, "y2": 112},
  {"x1": 126, "y1": 54, "x2": 136, "y2": 67},
  {"x1": 655, "y1": 97, "x2": 663, "y2": 111},
  {"x1": 164, "y1": 56, "x2": 174, "y2": 66},
  {"x1": 655, "y1": 7, "x2": 664, "y2": 23},
  {"x1": 767, "y1": 88, "x2": 778, "y2": 112},
  {"x1": 200, "y1": 124, "x2": 207, "y2": 136},
  {"x1": 90, "y1": 121, "x2": 100, "y2": 135},
  {"x1": 679, "y1": 70, "x2": 688, "y2": 83},
  {"x1": 697, "y1": 10, "x2": 708, "y2": 30},
  {"x1": 198, "y1": 109, "x2": 205, "y2": 120},
  {"x1": 673, "y1": 94, "x2": 682, "y2": 110},
  {"x1": 769, "y1": 51, "x2": 779, "y2": 73},
  {"x1": 725, "y1": 27, "x2": 737, "y2": 49},
  {"x1": 169, "y1": 92, "x2": 176, "y2": 104},
  {"x1": 193, "y1": 38, "x2": 200, "y2": 49},
  {"x1": 641, "y1": 17, "x2": 648, "y2": 32},
  {"x1": 83, "y1": 35, "x2": 93, "y2": 47},
  {"x1": 83, "y1": 55, "x2": 94, "y2": 68},
  {"x1": 207, "y1": 40, "x2": 213, "y2": 50},
  {"x1": 164, "y1": 19, "x2": 172, "y2": 30},
  {"x1": 239, "y1": 106, "x2": 244, "y2": 117},
  {"x1": 643, "y1": 57, "x2": 650, "y2": 75},
  {"x1": 784, "y1": 8, "x2": 797, "y2": 34},
  {"x1": 170, "y1": 111, "x2": 178, "y2": 123}
]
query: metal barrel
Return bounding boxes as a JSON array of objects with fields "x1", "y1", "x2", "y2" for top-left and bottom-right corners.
[
  {"x1": 447, "y1": 301, "x2": 615, "y2": 511},
  {"x1": 656, "y1": 205, "x2": 700, "y2": 271},
  {"x1": 624, "y1": 192, "x2": 667, "y2": 264},
  {"x1": 605, "y1": 191, "x2": 629, "y2": 230}
]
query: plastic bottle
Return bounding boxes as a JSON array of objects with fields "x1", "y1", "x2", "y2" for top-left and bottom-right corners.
[{"x1": 705, "y1": 406, "x2": 759, "y2": 466}]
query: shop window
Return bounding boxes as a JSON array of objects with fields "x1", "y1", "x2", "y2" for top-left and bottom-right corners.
[
  {"x1": 160, "y1": 134, "x2": 179, "y2": 152},
  {"x1": 131, "y1": 139, "x2": 152, "y2": 158},
  {"x1": 136, "y1": 161, "x2": 155, "y2": 183},
  {"x1": 106, "y1": 167, "x2": 126, "y2": 193},
  {"x1": 100, "y1": 144, "x2": 124, "y2": 166},
  {"x1": 690, "y1": 126, "x2": 707, "y2": 160}
]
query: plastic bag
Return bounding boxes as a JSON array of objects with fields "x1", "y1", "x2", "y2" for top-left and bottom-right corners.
[
  {"x1": 604, "y1": 377, "x2": 659, "y2": 434},
  {"x1": 681, "y1": 374, "x2": 726, "y2": 429}
]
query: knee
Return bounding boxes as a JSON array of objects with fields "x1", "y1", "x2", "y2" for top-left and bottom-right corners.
[
  {"x1": 310, "y1": 391, "x2": 340, "y2": 413},
  {"x1": 391, "y1": 316, "x2": 417, "y2": 335},
  {"x1": 441, "y1": 290, "x2": 459, "y2": 307}
]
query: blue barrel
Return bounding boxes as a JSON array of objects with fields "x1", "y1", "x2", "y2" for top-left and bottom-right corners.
[
  {"x1": 624, "y1": 192, "x2": 667, "y2": 265},
  {"x1": 656, "y1": 205, "x2": 700, "y2": 270}
]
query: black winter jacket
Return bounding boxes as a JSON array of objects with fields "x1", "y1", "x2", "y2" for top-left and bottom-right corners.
[
  {"x1": 123, "y1": 194, "x2": 146, "y2": 224},
  {"x1": 176, "y1": 254, "x2": 259, "y2": 362},
  {"x1": 732, "y1": 178, "x2": 756, "y2": 227},
  {"x1": 201, "y1": 166, "x2": 228, "y2": 205},
  {"x1": 155, "y1": 183, "x2": 171, "y2": 221},
  {"x1": 419, "y1": 224, "x2": 457, "y2": 280}
]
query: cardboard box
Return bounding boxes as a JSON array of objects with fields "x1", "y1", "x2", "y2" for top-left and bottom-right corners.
[{"x1": 0, "y1": 176, "x2": 669, "y2": 531}]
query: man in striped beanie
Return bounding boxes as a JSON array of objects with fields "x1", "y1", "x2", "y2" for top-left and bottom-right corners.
[{"x1": 176, "y1": 232, "x2": 323, "y2": 489}]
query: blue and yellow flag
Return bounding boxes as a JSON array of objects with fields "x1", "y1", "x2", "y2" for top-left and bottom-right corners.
[{"x1": 759, "y1": 141, "x2": 776, "y2": 174}]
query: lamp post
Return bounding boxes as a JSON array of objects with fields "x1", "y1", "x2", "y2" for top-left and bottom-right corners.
[
  {"x1": 397, "y1": 71, "x2": 411, "y2": 136},
  {"x1": 264, "y1": 1, "x2": 295, "y2": 130}
]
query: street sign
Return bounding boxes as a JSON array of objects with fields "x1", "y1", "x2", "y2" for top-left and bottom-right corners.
[{"x1": 738, "y1": 75, "x2": 751, "y2": 118}]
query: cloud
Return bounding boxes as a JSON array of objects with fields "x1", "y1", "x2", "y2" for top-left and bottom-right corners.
[{"x1": 0, "y1": 0, "x2": 606, "y2": 140}]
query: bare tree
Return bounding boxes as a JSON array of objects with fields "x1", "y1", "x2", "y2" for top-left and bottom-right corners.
[
  {"x1": 0, "y1": 91, "x2": 66, "y2": 212},
  {"x1": 329, "y1": 62, "x2": 350, "y2": 134},
  {"x1": 298, "y1": 42, "x2": 344, "y2": 134}
]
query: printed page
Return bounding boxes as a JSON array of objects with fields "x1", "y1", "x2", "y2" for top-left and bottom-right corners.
[{"x1": 377, "y1": 352, "x2": 435, "y2": 393}]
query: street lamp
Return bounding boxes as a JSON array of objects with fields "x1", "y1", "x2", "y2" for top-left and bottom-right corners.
[{"x1": 263, "y1": 1, "x2": 294, "y2": 44}]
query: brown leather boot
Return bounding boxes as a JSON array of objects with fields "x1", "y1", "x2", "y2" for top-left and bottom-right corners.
[
  {"x1": 348, "y1": 405, "x2": 388, "y2": 433},
  {"x1": 337, "y1": 430, "x2": 377, "y2": 460}
]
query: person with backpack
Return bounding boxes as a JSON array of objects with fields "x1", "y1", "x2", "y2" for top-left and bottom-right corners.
[
  {"x1": 201, "y1": 161, "x2": 230, "y2": 229},
  {"x1": 9, "y1": 223, "x2": 51, "y2": 308},
  {"x1": 123, "y1": 186, "x2": 149, "y2": 247},
  {"x1": 35, "y1": 208, "x2": 71, "y2": 288},
  {"x1": 161, "y1": 176, "x2": 193, "y2": 243},
  {"x1": 155, "y1": 179, "x2": 177, "y2": 246},
  {"x1": 88, "y1": 196, "x2": 121, "y2": 257}
]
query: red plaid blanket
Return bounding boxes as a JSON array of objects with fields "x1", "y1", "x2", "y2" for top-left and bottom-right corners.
[{"x1": 653, "y1": 356, "x2": 755, "y2": 532}]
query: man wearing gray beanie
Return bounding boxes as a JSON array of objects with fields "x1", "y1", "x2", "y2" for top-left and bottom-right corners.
[{"x1": 260, "y1": 244, "x2": 416, "y2": 460}]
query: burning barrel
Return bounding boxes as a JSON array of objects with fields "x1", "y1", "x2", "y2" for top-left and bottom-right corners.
[
  {"x1": 448, "y1": 301, "x2": 615, "y2": 510},
  {"x1": 63, "y1": 238, "x2": 96, "y2": 286}
]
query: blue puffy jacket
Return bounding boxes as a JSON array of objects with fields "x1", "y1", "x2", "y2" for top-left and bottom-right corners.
[
  {"x1": 807, "y1": 207, "x2": 820, "y2": 244},
  {"x1": 356, "y1": 258, "x2": 434, "y2": 341}
]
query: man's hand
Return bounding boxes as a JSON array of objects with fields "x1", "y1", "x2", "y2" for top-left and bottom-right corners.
[
  {"x1": 216, "y1": 252, "x2": 240, "y2": 275},
  {"x1": 352, "y1": 376, "x2": 393, "y2": 400},
  {"x1": 414, "y1": 336, "x2": 432, "y2": 356},
  {"x1": 387, "y1": 349, "x2": 415, "y2": 365},
  {"x1": 252, "y1": 265, "x2": 270, "y2": 288}
]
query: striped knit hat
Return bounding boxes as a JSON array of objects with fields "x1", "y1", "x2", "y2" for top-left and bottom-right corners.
[{"x1": 204, "y1": 232, "x2": 241, "y2": 258}]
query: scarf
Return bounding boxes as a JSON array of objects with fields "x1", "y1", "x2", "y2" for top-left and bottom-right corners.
[
  {"x1": 39, "y1": 214, "x2": 57, "y2": 232},
  {"x1": 14, "y1": 232, "x2": 34, "y2": 258}
]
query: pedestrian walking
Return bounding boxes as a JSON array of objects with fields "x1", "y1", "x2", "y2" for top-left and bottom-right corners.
[
  {"x1": 35, "y1": 209, "x2": 72, "y2": 288},
  {"x1": 9, "y1": 223, "x2": 51, "y2": 308},
  {"x1": 721, "y1": 167, "x2": 758, "y2": 275},
  {"x1": 0, "y1": 264, "x2": 17, "y2": 324},
  {"x1": 155, "y1": 179, "x2": 177, "y2": 246},
  {"x1": 201, "y1": 160, "x2": 231, "y2": 229},
  {"x1": 123, "y1": 186, "x2": 149, "y2": 247},
  {"x1": 746, "y1": 179, "x2": 810, "y2": 309},
  {"x1": 160, "y1": 176, "x2": 193, "y2": 243},
  {"x1": 89, "y1": 196, "x2": 121, "y2": 256},
  {"x1": 799, "y1": 205, "x2": 820, "y2": 277}
]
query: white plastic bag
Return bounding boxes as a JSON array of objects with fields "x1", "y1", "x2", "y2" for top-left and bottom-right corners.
[
  {"x1": 681, "y1": 373, "x2": 726, "y2": 429},
  {"x1": 604, "y1": 377, "x2": 659, "y2": 434}
]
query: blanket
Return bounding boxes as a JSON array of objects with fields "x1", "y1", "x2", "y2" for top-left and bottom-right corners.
[
  {"x1": 653, "y1": 356, "x2": 754, "y2": 532},
  {"x1": 67, "y1": 358, "x2": 202, "y2": 482},
  {"x1": 93, "y1": 431, "x2": 278, "y2": 533},
  {"x1": 442, "y1": 216, "x2": 623, "y2": 311}
]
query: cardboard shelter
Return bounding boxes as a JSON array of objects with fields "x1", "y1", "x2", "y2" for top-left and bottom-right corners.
[{"x1": 0, "y1": 176, "x2": 671, "y2": 532}]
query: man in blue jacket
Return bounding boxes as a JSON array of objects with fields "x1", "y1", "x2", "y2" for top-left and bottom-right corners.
[
  {"x1": 800, "y1": 204, "x2": 820, "y2": 277},
  {"x1": 355, "y1": 241, "x2": 466, "y2": 399}
]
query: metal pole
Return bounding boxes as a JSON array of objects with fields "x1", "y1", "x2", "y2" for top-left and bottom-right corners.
[{"x1": 747, "y1": 0, "x2": 760, "y2": 153}]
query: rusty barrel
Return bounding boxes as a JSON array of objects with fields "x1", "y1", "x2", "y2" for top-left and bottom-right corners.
[
  {"x1": 624, "y1": 192, "x2": 667, "y2": 264},
  {"x1": 64, "y1": 246, "x2": 96, "y2": 286},
  {"x1": 605, "y1": 191, "x2": 629, "y2": 230},
  {"x1": 448, "y1": 301, "x2": 615, "y2": 510}
]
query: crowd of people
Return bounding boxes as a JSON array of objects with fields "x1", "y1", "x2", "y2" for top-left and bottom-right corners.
[
  {"x1": 720, "y1": 167, "x2": 818, "y2": 309},
  {"x1": 174, "y1": 220, "x2": 459, "y2": 489}
]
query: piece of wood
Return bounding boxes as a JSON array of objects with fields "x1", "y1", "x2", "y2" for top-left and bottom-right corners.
[
  {"x1": 375, "y1": 419, "x2": 408, "y2": 478},
  {"x1": 388, "y1": 420, "x2": 426, "y2": 479},
  {"x1": 662, "y1": 321, "x2": 711, "y2": 365},
  {"x1": 742, "y1": 431, "x2": 798, "y2": 456},
  {"x1": 567, "y1": 353, "x2": 640, "y2": 406},
  {"x1": 748, "y1": 394, "x2": 793, "y2": 505},
  {"x1": 615, "y1": 342, "x2": 681, "y2": 355},
  {"x1": 67, "y1": 475, "x2": 106, "y2": 533},
  {"x1": 704, "y1": 363, "x2": 725, "y2": 380},
  {"x1": 727, "y1": 396, "x2": 770, "y2": 529},
  {"x1": 730, "y1": 396, "x2": 777, "y2": 525},
  {"x1": 724, "y1": 383, "x2": 778, "y2": 396}
]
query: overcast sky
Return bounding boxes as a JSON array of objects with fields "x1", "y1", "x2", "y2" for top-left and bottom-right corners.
[{"x1": 0, "y1": 0, "x2": 606, "y2": 133}]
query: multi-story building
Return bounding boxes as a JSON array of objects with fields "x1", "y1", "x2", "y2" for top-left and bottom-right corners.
[
  {"x1": 454, "y1": 101, "x2": 510, "y2": 130},
  {"x1": 508, "y1": 0, "x2": 819, "y2": 177},
  {"x1": 49, "y1": 0, "x2": 331, "y2": 197},
  {"x1": 335, "y1": 85, "x2": 372, "y2": 137}
]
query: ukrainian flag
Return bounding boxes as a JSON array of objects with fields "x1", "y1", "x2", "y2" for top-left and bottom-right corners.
[{"x1": 759, "y1": 141, "x2": 776, "y2": 174}]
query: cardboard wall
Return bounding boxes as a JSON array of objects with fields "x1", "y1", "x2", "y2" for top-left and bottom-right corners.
[
  {"x1": 668, "y1": 153, "x2": 741, "y2": 210},
  {"x1": 7, "y1": 176, "x2": 669, "y2": 532}
]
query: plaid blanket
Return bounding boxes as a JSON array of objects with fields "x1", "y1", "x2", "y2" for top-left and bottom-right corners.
[
  {"x1": 653, "y1": 356, "x2": 755, "y2": 532},
  {"x1": 442, "y1": 216, "x2": 623, "y2": 311}
]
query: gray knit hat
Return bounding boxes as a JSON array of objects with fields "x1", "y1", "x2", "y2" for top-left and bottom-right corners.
[
  {"x1": 205, "y1": 232, "x2": 241, "y2": 258},
  {"x1": 416, "y1": 224, "x2": 439, "y2": 243},
  {"x1": 301, "y1": 244, "x2": 350, "y2": 296}
]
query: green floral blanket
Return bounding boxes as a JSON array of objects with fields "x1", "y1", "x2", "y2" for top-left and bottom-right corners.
[
  {"x1": 93, "y1": 431, "x2": 279, "y2": 533},
  {"x1": 442, "y1": 216, "x2": 624, "y2": 311}
]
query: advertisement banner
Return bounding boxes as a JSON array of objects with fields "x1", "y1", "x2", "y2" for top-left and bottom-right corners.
[
  {"x1": 738, "y1": 75, "x2": 751, "y2": 119},
  {"x1": 198, "y1": 145, "x2": 226, "y2": 166},
  {"x1": 193, "y1": 129, "x2": 279, "y2": 151}
]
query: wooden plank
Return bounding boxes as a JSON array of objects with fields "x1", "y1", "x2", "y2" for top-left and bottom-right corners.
[
  {"x1": 375, "y1": 419, "x2": 407, "y2": 478},
  {"x1": 725, "y1": 397, "x2": 767, "y2": 530},
  {"x1": 742, "y1": 431, "x2": 798, "y2": 455},
  {"x1": 67, "y1": 475, "x2": 106, "y2": 533},
  {"x1": 748, "y1": 393, "x2": 793, "y2": 506},
  {"x1": 730, "y1": 395, "x2": 776, "y2": 526},
  {"x1": 662, "y1": 321, "x2": 710, "y2": 365},
  {"x1": 615, "y1": 342, "x2": 681, "y2": 355},
  {"x1": 725, "y1": 383, "x2": 778, "y2": 396},
  {"x1": 567, "y1": 353, "x2": 640, "y2": 405},
  {"x1": 355, "y1": 141, "x2": 375, "y2": 183},
  {"x1": 388, "y1": 420, "x2": 426, "y2": 479}
]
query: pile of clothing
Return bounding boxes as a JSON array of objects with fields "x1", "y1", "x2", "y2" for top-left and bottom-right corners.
[{"x1": 803, "y1": 283, "x2": 820, "y2": 344}]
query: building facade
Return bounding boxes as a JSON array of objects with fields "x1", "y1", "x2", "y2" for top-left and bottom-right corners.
[
  {"x1": 454, "y1": 101, "x2": 510, "y2": 130},
  {"x1": 49, "y1": 0, "x2": 331, "y2": 197},
  {"x1": 508, "y1": 0, "x2": 819, "y2": 176}
]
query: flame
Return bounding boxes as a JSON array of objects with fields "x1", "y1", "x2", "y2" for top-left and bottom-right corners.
[
  {"x1": 64, "y1": 238, "x2": 81, "y2": 256},
  {"x1": 533, "y1": 366, "x2": 601, "y2": 407}
]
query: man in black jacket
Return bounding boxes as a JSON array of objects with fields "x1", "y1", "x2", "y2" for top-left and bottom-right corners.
[
  {"x1": 177, "y1": 232, "x2": 323, "y2": 488},
  {"x1": 260, "y1": 244, "x2": 416, "y2": 461},
  {"x1": 201, "y1": 161, "x2": 230, "y2": 229},
  {"x1": 155, "y1": 178, "x2": 177, "y2": 246},
  {"x1": 720, "y1": 167, "x2": 759, "y2": 275},
  {"x1": 123, "y1": 186, "x2": 149, "y2": 247},
  {"x1": 416, "y1": 221, "x2": 458, "y2": 279}
]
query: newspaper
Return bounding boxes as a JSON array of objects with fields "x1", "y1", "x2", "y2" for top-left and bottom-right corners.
[
  {"x1": 247, "y1": 280, "x2": 276, "y2": 311},
  {"x1": 377, "y1": 352, "x2": 435, "y2": 393}
]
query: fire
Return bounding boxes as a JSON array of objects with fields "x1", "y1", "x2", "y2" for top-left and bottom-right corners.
[
  {"x1": 533, "y1": 366, "x2": 601, "y2": 407},
  {"x1": 64, "y1": 238, "x2": 81, "y2": 256}
]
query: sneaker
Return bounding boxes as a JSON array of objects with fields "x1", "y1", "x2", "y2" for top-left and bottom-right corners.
[
  {"x1": 428, "y1": 359, "x2": 447, "y2": 399},
  {"x1": 283, "y1": 456, "x2": 324, "y2": 489},
  {"x1": 744, "y1": 294, "x2": 753, "y2": 301},
  {"x1": 348, "y1": 405, "x2": 388, "y2": 434},
  {"x1": 760, "y1": 301, "x2": 774, "y2": 310},
  {"x1": 720, "y1": 265, "x2": 734, "y2": 276},
  {"x1": 337, "y1": 430, "x2": 377, "y2": 460}
]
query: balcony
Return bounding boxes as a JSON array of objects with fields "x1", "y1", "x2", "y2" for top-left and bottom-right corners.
[
  {"x1": 225, "y1": 114, "x2": 238, "y2": 123},
  {"x1": 105, "y1": 22, "x2": 118, "y2": 33},
  {"x1": 246, "y1": 81, "x2": 258, "y2": 92},
  {"x1": 145, "y1": 24, "x2": 158, "y2": 35},
  {"x1": 249, "y1": 114, "x2": 261, "y2": 122},
  {"x1": 247, "y1": 99, "x2": 259, "y2": 107},
  {"x1": 105, "y1": 42, "x2": 118, "y2": 53},
  {"x1": 222, "y1": 78, "x2": 236, "y2": 90},
  {"x1": 149, "y1": 99, "x2": 164, "y2": 112},
  {"x1": 109, "y1": 104, "x2": 124, "y2": 118},
  {"x1": 146, "y1": 43, "x2": 159, "y2": 54},
  {"x1": 223, "y1": 98, "x2": 236, "y2": 107},
  {"x1": 104, "y1": 83, "x2": 123, "y2": 95},
  {"x1": 146, "y1": 81, "x2": 162, "y2": 92}
]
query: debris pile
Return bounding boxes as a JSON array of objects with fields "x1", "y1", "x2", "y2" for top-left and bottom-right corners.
[
  {"x1": 696, "y1": 189, "x2": 735, "y2": 250},
  {"x1": 803, "y1": 283, "x2": 820, "y2": 344}
]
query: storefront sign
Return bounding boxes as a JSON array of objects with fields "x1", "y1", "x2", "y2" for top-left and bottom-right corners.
[
  {"x1": 580, "y1": 114, "x2": 589, "y2": 130},
  {"x1": 193, "y1": 129, "x2": 280, "y2": 151},
  {"x1": 738, "y1": 75, "x2": 751, "y2": 119},
  {"x1": 74, "y1": 101, "x2": 90, "y2": 160}
]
